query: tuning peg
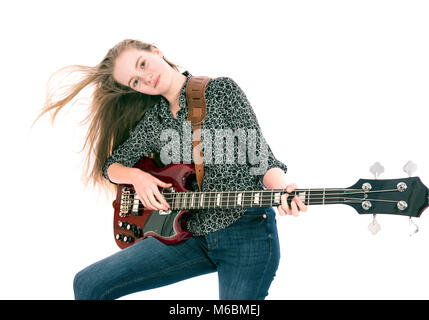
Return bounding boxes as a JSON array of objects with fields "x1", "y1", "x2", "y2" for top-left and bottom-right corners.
[
  {"x1": 409, "y1": 217, "x2": 419, "y2": 236},
  {"x1": 403, "y1": 160, "x2": 417, "y2": 177},
  {"x1": 368, "y1": 214, "x2": 381, "y2": 235},
  {"x1": 369, "y1": 162, "x2": 384, "y2": 179}
]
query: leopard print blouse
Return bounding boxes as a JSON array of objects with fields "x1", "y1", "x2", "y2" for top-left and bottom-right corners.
[{"x1": 102, "y1": 71, "x2": 288, "y2": 236}]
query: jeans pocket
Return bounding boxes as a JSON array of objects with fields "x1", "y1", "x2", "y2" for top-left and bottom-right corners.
[{"x1": 241, "y1": 206, "x2": 269, "y2": 219}]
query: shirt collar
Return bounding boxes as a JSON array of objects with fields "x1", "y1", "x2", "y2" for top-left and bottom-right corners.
[{"x1": 157, "y1": 70, "x2": 192, "y2": 121}]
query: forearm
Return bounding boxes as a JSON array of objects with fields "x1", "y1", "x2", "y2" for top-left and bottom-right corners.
[
  {"x1": 106, "y1": 163, "x2": 141, "y2": 185},
  {"x1": 262, "y1": 167, "x2": 288, "y2": 189}
]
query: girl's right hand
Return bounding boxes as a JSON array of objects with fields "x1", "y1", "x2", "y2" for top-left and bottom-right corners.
[{"x1": 130, "y1": 169, "x2": 172, "y2": 211}]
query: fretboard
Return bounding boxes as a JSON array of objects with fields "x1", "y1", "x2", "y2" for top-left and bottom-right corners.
[{"x1": 162, "y1": 188, "x2": 349, "y2": 210}]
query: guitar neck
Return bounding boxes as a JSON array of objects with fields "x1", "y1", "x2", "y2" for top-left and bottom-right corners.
[{"x1": 163, "y1": 188, "x2": 349, "y2": 210}]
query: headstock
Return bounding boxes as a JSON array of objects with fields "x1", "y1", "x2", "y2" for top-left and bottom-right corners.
[
  {"x1": 345, "y1": 161, "x2": 428, "y2": 235},
  {"x1": 345, "y1": 176, "x2": 429, "y2": 218}
]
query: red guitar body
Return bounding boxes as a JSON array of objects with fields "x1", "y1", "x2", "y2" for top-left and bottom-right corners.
[{"x1": 112, "y1": 157, "x2": 197, "y2": 249}]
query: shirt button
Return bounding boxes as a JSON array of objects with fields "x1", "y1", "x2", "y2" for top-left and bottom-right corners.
[{"x1": 262, "y1": 214, "x2": 267, "y2": 219}]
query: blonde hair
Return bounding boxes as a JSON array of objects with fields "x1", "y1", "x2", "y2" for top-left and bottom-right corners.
[{"x1": 34, "y1": 39, "x2": 180, "y2": 194}]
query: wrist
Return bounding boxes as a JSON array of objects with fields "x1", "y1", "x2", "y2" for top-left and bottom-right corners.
[{"x1": 128, "y1": 167, "x2": 145, "y2": 184}]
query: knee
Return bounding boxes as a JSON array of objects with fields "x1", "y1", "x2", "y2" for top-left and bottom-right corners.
[
  {"x1": 73, "y1": 267, "x2": 103, "y2": 300},
  {"x1": 73, "y1": 269, "x2": 89, "y2": 299}
]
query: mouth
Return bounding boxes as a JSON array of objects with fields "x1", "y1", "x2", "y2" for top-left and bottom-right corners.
[{"x1": 154, "y1": 75, "x2": 160, "y2": 88}]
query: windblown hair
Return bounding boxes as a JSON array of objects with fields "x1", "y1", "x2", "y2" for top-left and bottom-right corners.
[{"x1": 34, "y1": 39, "x2": 180, "y2": 194}]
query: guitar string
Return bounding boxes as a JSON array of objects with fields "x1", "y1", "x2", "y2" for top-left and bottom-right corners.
[
  {"x1": 122, "y1": 189, "x2": 398, "y2": 200},
  {"x1": 120, "y1": 191, "x2": 400, "y2": 210},
  {"x1": 124, "y1": 200, "x2": 390, "y2": 211},
  {"x1": 123, "y1": 188, "x2": 398, "y2": 197},
  {"x1": 164, "y1": 198, "x2": 399, "y2": 209},
  {"x1": 123, "y1": 189, "x2": 398, "y2": 203},
  {"x1": 159, "y1": 189, "x2": 398, "y2": 197}
]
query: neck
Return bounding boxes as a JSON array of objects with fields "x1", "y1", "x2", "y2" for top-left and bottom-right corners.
[
  {"x1": 161, "y1": 188, "x2": 351, "y2": 210},
  {"x1": 163, "y1": 72, "x2": 187, "y2": 108}
]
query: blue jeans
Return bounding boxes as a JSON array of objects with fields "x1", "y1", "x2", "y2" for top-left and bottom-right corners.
[{"x1": 73, "y1": 206, "x2": 280, "y2": 300}]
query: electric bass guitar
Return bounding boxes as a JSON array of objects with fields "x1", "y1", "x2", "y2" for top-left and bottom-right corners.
[{"x1": 112, "y1": 157, "x2": 429, "y2": 249}]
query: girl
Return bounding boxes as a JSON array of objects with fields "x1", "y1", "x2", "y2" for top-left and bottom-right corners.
[{"x1": 37, "y1": 39, "x2": 307, "y2": 300}]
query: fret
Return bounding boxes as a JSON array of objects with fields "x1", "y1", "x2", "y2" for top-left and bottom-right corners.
[
  {"x1": 192, "y1": 192, "x2": 197, "y2": 209},
  {"x1": 297, "y1": 191, "x2": 304, "y2": 205},
  {"x1": 254, "y1": 192, "x2": 260, "y2": 206},
  {"x1": 308, "y1": 188, "x2": 311, "y2": 206},
  {"x1": 210, "y1": 192, "x2": 215, "y2": 208},
  {"x1": 182, "y1": 192, "x2": 186, "y2": 209},
  {"x1": 174, "y1": 192, "x2": 180, "y2": 209},
  {"x1": 259, "y1": 192, "x2": 266, "y2": 207},
  {"x1": 197, "y1": 192, "x2": 203, "y2": 208},
  {"x1": 191, "y1": 193, "x2": 195, "y2": 208},
  {"x1": 227, "y1": 191, "x2": 230, "y2": 209},
  {"x1": 217, "y1": 193, "x2": 221, "y2": 207},
  {"x1": 322, "y1": 188, "x2": 325, "y2": 205},
  {"x1": 200, "y1": 193, "x2": 204, "y2": 208},
  {"x1": 221, "y1": 192, "x2": 228, "y2": 208},
  {"x1": 274, "y1": 192, "x2": 281, "y2": 205},
  {"x1": 237, "y1": 192, "x2": 242, "y2": 206},
  {"x1": 177, "y1": 192, "x2": 181, "y2": 209}
]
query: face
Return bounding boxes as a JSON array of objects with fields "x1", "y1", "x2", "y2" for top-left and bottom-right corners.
[{"x1": 113, "y1": 47, "x2": 173, "y2": 95}]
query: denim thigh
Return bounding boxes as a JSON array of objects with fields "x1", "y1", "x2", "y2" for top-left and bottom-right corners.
[
  {"x1": 208, "y1": 206, "x2": 280, "y2": 300},
  {"x1": 73, "y1": 235, "x2": 216, "y2": 300}
]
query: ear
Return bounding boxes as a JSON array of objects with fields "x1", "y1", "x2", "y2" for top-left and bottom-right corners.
[{"x1": 150, "y1": 45, "x2": 163, "y2": 58}]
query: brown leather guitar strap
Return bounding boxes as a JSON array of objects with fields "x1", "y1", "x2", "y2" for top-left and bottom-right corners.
[{"x1": 185, "y1": 76, "x2": 212, "y2": 191}]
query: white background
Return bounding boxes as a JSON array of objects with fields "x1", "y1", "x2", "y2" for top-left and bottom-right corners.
[{"x1": 1, "y1": 0, "x2": 428, "y2": 300}]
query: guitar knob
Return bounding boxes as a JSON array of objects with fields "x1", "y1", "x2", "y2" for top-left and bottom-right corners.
[
  {"x1": 123, "y1": 235, "x2": 133, "y2": 243},
  {"x1": 118, "y1": 221, "x2": 128, "y2": 229},
  {"x1": 115, "y1": 233, "x2": 124, "y2": 241},
  {"x1": 134, "y1": 226, "x2": 143, "y2": 238}
]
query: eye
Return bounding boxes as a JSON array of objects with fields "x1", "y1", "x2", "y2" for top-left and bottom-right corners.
[
  {"x1": 140, "y1": 60, "x2": 146, "y2": 68},
  {"x1": 132, "y1": 79, "x2": 138, "y2": 88}
]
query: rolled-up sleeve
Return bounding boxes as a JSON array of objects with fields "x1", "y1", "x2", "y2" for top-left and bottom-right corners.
[
  {"x1": 216, "y1": 77, "x2": 287, "y2": 188},
  {"x1": 102, "y1": 113, "x2": 158, "y2": 184}
]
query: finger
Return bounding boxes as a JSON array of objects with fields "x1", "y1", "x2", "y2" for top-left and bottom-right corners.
[
  {"x1": 294, "y1": 196, "x2": 307, "y2": 212},
  {"x1": 154, "y1": 178, "x2": 172, "y2": 188},
  {"x1": 147, "y1": 192, "x2": 165, "y2": 210},
  {"x1": 140, "y1": 194, "x2": 152, "y2": 210},
  {"x1": 140, "y1": 191, "x2": 158, "y2": 210},
  {"x1": 286, "y1": 183, "x2": 297, "y2": 193},
  {"x1": 290, "y1": 199, "x2": 299, "y2": 216},
  {"x1": 281, "y1": 193, "x2": 291, "y2": 215},
  {"x1": 277, "y1": 205, "x2": 287, "y2": 216},
  {"x1": 152, "y1": 186, "x2": 170, "y2": 209}
]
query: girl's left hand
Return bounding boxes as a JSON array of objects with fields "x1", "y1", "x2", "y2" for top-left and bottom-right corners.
[{"x1": 277, "y1": 183, "x2": 307, "y2": 216}]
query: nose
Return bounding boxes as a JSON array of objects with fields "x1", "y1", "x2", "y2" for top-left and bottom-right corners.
[{"x1": 143, "y1": 72, "x2": 153, "y2": 85}]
